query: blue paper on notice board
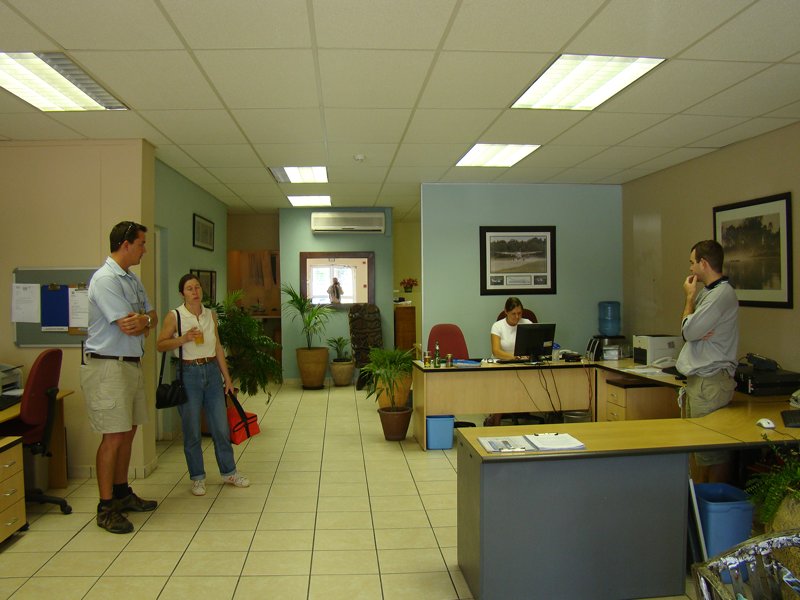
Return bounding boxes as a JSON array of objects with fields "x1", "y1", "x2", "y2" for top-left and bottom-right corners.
[{"x1": 40, "y1": 285, "x2": 69, "y2": 331}]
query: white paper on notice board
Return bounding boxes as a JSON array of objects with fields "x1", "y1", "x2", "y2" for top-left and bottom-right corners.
[
  {"x1": 69, "y1": 287, "x2": 89, "y2": 328},
  {"x1": 11, "y1": 284, "x2": 40, "y2": 322}
]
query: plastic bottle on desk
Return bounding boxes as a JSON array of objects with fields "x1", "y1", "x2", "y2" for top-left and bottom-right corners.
[{"x1": 434, "y1": 340, "x2": 440, "y2": 368}]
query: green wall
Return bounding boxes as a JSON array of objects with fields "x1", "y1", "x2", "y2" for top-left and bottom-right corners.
[{"x1": 421, "y1": 183, "x2": 622, "y2": 356}]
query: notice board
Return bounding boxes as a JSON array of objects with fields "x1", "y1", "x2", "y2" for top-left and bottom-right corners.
[{"x1": 12, "y1": 267, "x2": 96, "y2": 347}]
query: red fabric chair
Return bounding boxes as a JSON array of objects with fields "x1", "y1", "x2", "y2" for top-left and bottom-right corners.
[
  {"x1": 427, "y1": 324, "x2": 469, "y2": 360},
  {"x1": 0, "y1": 348, "x2": 71, "y2": 514},
  {"x1": 496, "y1": 309, "x2": 538, "y2": 323}
]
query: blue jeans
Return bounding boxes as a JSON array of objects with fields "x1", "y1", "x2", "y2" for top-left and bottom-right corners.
[{"x1": 178, "y1": 361, "x2": 236, "y2": 480}]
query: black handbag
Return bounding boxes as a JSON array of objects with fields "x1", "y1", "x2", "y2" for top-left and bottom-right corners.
[{"x1": 156, "y1": 310, "x2": 188, "y2": 409}]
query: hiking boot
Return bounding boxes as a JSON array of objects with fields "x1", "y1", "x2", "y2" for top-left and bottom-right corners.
[
  {"x1": 96, "y1": 502, "x2": 133, "y2": 534},
  {"x1": 223, "y1": 472, "x2": 250, "y2": 488},
  {"x1": 116, "y1": 490, "x2": 157, "y2": 512},
  {"x1": 191, "y1": 479, "x2": 206, "y2": 496}
]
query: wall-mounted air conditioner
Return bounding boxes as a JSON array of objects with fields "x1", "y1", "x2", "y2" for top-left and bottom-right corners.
[{"x1": 310, "y1": 211, "x2": 385, "y2": 233}]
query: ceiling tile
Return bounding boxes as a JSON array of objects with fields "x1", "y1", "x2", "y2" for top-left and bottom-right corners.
[
  {"x1": 326, "y1": 143, "x2": 398, "y2": 166},
  {"x1": 327, "y1": 165, "x2": 389, "y2": 183},
  {"x1": 419, "y1": 51, "x2": 552, "y2": 109},
  {"x1": 404, "y1": 108, "x2": 501, "y2": 143},
  {"x1": 482, "y1": 110, "x2": 587, "y2": 144},
  {"x1": 324, "y1": 109, "x2": 412, "y2": 143},
  {"x1": 253, "y1": 143, "x2": 328, "y2": 165},
  {"x1": 439, "y1": 167, "x2": 505, "y2": 182},
  {"x1": 207, "y1": 167, "x2": 273, "y2": 184},
  {"x1": 393, "y1": 143, "x2": 468, "y2": 167},
  {"x1": 550, "y1": 112, "x2": 668, "y2": 146},
  {"x1": 521, "y1": 145, "x2": 606, "y2": 168},
  {"x1": 195, "y1": 49, "x2": 319, "y2": 109},
  {"x1": 48, "y1": 111, "x2": 171, "y2": 143},
  {"x1": 767, "y1": 100, "x2": 800, "y2": 118},
  {"x1": 546, "y1": 167, "x2": 620, "y2": 184},
  {"x1": 0, "y1": 90, "x2": 44, "y2": 113},
  {"x1": 170, "y1": 166, "x2": 220, "y2": 185},
  {"x1": 577, "y1": 146, "x2": 672, "y2": 169},
  {"x1": 227, "y1": 182, "x2": 284, "y2": 198},
  {"x1": 620, "y1": 114, "x2": 747, "y2": 147},
  {"x1": 140, "y1": 110, "x2": 248, "y2": 144},
  {"x1": 0, "y1": 3, "x2": 58, "y2": 50},
  {"x1": 181, "y1": 144, "x2": 263, "y2": 168},
  {"x1": 233, "y1": 109, "x2": 324, "y2": 144},
  {"x1": 494, "y1": 166, "x2": 566, "y2": 182},
  {"x1": 385, "y1": 166, "x2": 449, "y2": 182},
  {"x1": 381, "y1": 182, "x2": 421, "y2": 197},
  {"x1": 319, "y1": 49, "x2": 434, "y2": 108},
  {"x1": 630, "y1": 147, "x2": 717, "y2": 173},
  {"x1": 0, "y1": 113, "x2": 83, "y2": 139},
  {"x1": 313, "y1": 0, "x2": 455, "y2": 49},
  {"x1": 689, "y1": 117, "x2": 799, "y2": 148},
  {"x1": 155, "y1": 145, "x2": 200, "y2": 168}
]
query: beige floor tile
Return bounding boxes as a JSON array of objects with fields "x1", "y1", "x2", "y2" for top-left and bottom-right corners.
[
  {"x1": 412, "y1": 469, "x2": 457, "y2": 482},
  {"x1": 370, "y1": 495, "x2": 423, "y2": 512},
  {"x1": 0, "y1": 578, "x2": 25, "y2": 599},
  {"x1": 154, "y1": 497, "x2": 214, "y2": 514},
  {"x1": 372, "y1": 509, "x2": 430, "y2": 529},
  {"x1": 267, "y1": 482, "x2": 319, "y2": 498},
  {"x1": 53, "y1": 497, "x2": 99, "y2": 513},
  {"x1": 426, "y1": 508, "x2": 457, "y2": 528},
  {"x1": 317, "y1": 496, "x2": 370, "y2": 512},
  {"x1": 158, "y1": 576, "x2": 237, "y2": 600},
  {"x1": 217, "y1": 483, "x2": 271, "y2": 499},
  {"x1": 0, "y1": 551, "x2": 54, "y2": 577},
  {"x1": 173, "y1": 550, "x2": 247, "y2": 576},
  {"x1": 448, "y1": 566, "x2": 474, "y2": 599},
  {"x1": 416, "y1": 480, "x2": 457, "y2": 495},
  {"x1": 233, "y1": 575, "x2": 309, "y2": 599},
  {"x1": 319, "y1": 470, "x2": 366, "y2": 484},
  {"x1": 375, "y1": 527, "x2": 438, "y2": 550},
  {"x1": 271, "y1": 470, "x2": 319, "y2": 484},
  {"x1": 379, "y1": 548, "x2": 448, "y2": 573},
  {"x1": 381, "y1": 571, "x2": 459, "y2": 600},
  {"x1": 186, "y1": 530, "x2": 255, "y2": 552},
  {"x1": 440, "y1": 546, "x2": 458, "y2": 569},
  {"x1": 318, "y1": 481, "x2": 368, "y2": 496},
  {"x1": 10, "y1": 576, "x2": 97, "y2": 600},
  {"x1": 3, "y1": 530, "x2": 75, "y2": 553},
  {"x1": 138, "y1": 512, "x2": 205, "y2": 531},
  {"x1": 167, "y1": 482, "x2": 222, "y2": 498},
  {"x1": 434, "y1": 526, "x2": 457, "y2": 548},
  {"x1": 25, "y1": 512, "x2": 94, "y2": 532},
  {"x1": 320, "y1": 459, "x2": 366, "y2": 472},
  {"x1": 125, "y1": 530, "x2": 194, "y2": 552},
  {"x1": 60, "y1": 529, "x2": 132, "y2": 552},
  {"x1": 421, "y1": 493, "x2": 457, "y2": 511},
  {"x1": 314, "y1": 511, "x2": 373, "y2": 530},
  {"x1": 199, "y1": 512, "x2": 261, "y2": 531},
  {"x1": 308, "y1": 574, "x2": 382, "y2": 599},
  {"x1": 137, "y1": 470, "x2": 185, "y2": 485},
  {"x1": 36, "y1": 550, "x2": 117, "y2": 576},
  {"x1": 233, "y1": 461, "x2": 278, "y2": 474},
  {"x1": 257, "y1": 511, "x2": 316, "y2": 530},
  {"x1": 209, "y1": 497, "x2": 267, "y2": 514},
  {"x1": 83, "y1": 576, "x2": 167, "y2": 600},
  {"x1": 313, "y1": 528, "x2": 375, "y2": 551},
  {"x1": 277, "y1": 460, "x2": 322, "y2": 473},
  {"x1": 367, "y1": 480, "x2": 419, "y2": 496},
  {"x1": 250, "y1": 529, "x2": 314, "y2": 551},
  {"x1": 311, "y1": 549, "x2": 379, "y2": 575},
  {"x1": 105, "y1": 550, "x2": 183, "y2": 576},
  {"x1": 241, "y1": 550, "x2": 312, "y2": 576},
  {"x1": 263, "y1": 496, "x2": 317, "y2": 513}
]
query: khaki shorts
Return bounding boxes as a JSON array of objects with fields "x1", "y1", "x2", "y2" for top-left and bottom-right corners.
[
  {"x1": 80, "y1": 357, "x2": 147, "y2": 433},
  {"x1": 687, "y1": 371, "x2": 736, "y2": 467}
]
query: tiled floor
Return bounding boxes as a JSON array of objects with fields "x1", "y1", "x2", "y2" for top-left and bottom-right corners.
[{"x1": 1, "y1": 383, "x2": 697, "y2": 599}]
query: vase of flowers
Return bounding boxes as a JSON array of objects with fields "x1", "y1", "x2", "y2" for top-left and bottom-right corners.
[{"x1": 400, "y1": 277, "x2": 418, "y2": 293}]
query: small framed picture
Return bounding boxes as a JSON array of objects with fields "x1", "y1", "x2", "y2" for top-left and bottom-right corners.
[{"x1": 193, "y1": 214, "x2": 214, "y2": 251}]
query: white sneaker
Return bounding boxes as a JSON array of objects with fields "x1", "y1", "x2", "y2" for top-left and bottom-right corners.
[
  {"x1": 191, "y1": 479, "x2": 206, "y2": 496},
  {"x1": 223, "y1": 472, "x2": 250, "y2": 488}
]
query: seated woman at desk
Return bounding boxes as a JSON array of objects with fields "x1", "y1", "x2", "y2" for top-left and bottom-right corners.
[{"x1": 485, "y1": 297, "x2": 534, "y2": 426}]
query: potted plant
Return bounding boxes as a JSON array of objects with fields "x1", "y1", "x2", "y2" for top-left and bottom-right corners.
[
  {"x1": 400, "y1": 277, "x2": 418, "y2": 293},
  {"x1": 211, "y1": 290, "x2": 282, "y2": 396},
  {"x1": 281, "y1": 283, "x2": 334, "y2": 389},
  {"x1": 361, "y1": 347, "x2": 414, "y2": 441},
  {"x1": 327, "y1": 336, "x2": 355, "y2": 387}
]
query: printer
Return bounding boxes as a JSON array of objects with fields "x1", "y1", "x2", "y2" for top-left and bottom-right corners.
[
  {"x1": 632, "y1": 335, "x2": 684, "y2": 365},
  {"x1": 1, "y1": 363, "x2": 23, "y2": 394}
]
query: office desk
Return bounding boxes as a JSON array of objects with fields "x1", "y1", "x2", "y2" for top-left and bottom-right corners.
[
  {"x1": 456, "y1": 398, "x2": 796, "y2": 600},
  {"x1": 412, "y1": 361, "x2": 595, "y2": 449},
  {"x1": 0, "y1": 389, "x2": 73, "y2": 489}
]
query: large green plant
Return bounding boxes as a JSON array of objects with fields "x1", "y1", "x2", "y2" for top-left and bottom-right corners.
[
  {"x1": 209, "y1": 290, "x2": 282, "y2": 396},
  {"x1": 281, "y1": 284, "x2": 334, "y2": 349},
  {"x1": 360, "y1": 347, "x2": 414, "y2": 408},
  {"x1": 746, "y1": 443, "x2": 800, "y2": 524}
]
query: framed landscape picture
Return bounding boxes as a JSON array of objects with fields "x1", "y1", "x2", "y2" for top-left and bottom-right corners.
[
  {"x1": 713, "y1": 192, "x2": 792, "y2": 308},
  {"x1": 193, "y1": 213, "x2": 214, "y2": 251},
  {"x1": 479, "y1": 226, "x2": 556, "y2": 295}
]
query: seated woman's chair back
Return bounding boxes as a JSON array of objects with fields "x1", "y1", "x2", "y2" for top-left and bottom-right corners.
[{"x1": 496, "y1": 309, "x2": 538, "y2": 323}]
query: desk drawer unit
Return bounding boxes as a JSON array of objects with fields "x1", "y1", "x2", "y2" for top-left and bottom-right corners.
[
  {"x1": 0, "y1": 439, "x2": 26, "y2": 542},
  {"x1": 606, "y1": 380, "x2": 679, "y2": 421}
]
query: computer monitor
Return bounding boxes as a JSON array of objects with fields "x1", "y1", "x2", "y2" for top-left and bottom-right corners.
[{"x1": 514, "y1": 323, "x2": 556, "y2": 360}]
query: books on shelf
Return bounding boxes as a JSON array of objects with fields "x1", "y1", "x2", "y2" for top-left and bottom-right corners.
[{"x1": 524, "y1": 432, "x2": 585, "y2": 451}]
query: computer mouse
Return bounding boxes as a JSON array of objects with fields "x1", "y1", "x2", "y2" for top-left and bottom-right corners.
[{"x1": 756, "y1": 418, "x2": 776, "y2": 429}]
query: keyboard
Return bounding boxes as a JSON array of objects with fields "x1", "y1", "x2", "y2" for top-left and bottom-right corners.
[
  {"x1": 781, "y1": 410, "x2": 800, "y2": 428},
  {"x1": 495, "y1": 358, "x2": 531, "y2": 364}
]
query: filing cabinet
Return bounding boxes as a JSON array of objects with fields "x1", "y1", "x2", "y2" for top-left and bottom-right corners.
[{"x1": 0, "y1": 437, "x2": 25, "y2": 543}]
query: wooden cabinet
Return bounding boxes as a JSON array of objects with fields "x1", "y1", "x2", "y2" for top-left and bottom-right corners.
[
  {"x1": 596, "y1": 371, "x2": 680, "y2": 422},
  {"x1": 394, "y1": 306, "x2": 416, "y2": 351},
  {"x1": 0, "y1": 438, "x2": 25, "y2": 543}
]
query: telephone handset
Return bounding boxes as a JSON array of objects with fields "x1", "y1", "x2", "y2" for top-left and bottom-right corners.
[
  {"x1": 791, "y1": 389, "x2": 800, "y2": 408},
  {"x1": 651, "y1": 356, "x2": 677, "y2": 369}
]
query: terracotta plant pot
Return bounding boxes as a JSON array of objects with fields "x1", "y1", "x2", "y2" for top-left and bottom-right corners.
[
  {"x1": 296, "y1": 347, "x2": 329, "y2": 389},
  {"x1": 330, "y1": 359, "x2": 355, "y2": 386},
  {"x1": 377, "y1": 406, "x2": 412, "y2": 441},
  {"x1": 375, "y1": 373, "x2": 411, "y2": 409},
  {"x1": 403, "y1": 287, "x2": 413, "y2": 293}
]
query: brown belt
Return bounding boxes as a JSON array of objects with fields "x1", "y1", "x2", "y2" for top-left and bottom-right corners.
[{"x1": 182, "y1": 357, "x2": 215, "y2": 366}]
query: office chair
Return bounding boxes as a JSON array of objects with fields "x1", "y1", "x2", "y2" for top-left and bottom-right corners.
[
  {"x1": 348, "y1": 303, "x2": 383, "y2": 390},
  {"x1": 0, "y1": 348, "x2": 72, "y2": 514},
  {"x1": 496, "y1": 308, "x2": 538, "y2": 323},
  {"x1": 427, "y1": 323, "x2": 470, "y2": 360}
]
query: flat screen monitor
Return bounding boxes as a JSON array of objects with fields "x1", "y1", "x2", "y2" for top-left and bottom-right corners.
[{"x1": 514, "y1": 323, "x2": 556, "y2": 360}]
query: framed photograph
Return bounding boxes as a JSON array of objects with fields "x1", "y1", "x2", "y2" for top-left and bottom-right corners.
[
  {"x1": 193, "y1": 213, "x2": 214, "y2": 251},
  {"x1": 479, "y1": 226, "x2": 556, "y2": 295},
  {"x1": 189, "y1": 269, "x2": 217, "y2": 304},
  {"x1": 713, "y1": 192, "x2": 792, "y2": 308}
]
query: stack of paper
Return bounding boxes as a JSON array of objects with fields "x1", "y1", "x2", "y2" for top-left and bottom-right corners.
[
  {"x1": 524, "y1": 432, "x2": 585, "y2": 451},
  {"x1": 477, "y1": 436, "x2": 536, "y2": 453}
]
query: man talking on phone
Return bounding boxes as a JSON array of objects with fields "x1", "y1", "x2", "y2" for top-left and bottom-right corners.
[{"x1": 676, "y1": 239, "x2": 739, "y2": 483}]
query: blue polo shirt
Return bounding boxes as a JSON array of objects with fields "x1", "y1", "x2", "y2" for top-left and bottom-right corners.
[{"x1": 84, "y1": 257, "x2": 152, "y2": 357}]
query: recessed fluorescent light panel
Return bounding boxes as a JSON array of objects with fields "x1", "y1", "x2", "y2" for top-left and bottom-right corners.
[
  {"x1": 513, "y1": 54, "x2": 664, "y2": 111},
  {"x1": 270, "y1": 166, "x2": 328, "y2": 183},
  {"x1": 0, "y1": 52, "x2": 126, "y2": 111},
  {"x1": 288, "y1": 195, "x2": 331, "y2": 207},
  {"x1": 456, "y1": 144, "x2": 540, "y2": 167}
]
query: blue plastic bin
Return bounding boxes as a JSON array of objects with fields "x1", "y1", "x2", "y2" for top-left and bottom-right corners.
[
  {"x1": 426, "y1": 415, "x2": 455, "y2": 450},
  {"x1": 694, "y1": 483, "x2": 754, "y2": 558}
]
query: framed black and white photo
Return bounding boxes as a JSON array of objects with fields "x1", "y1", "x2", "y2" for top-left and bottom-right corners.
[
  {"x1": 193, "y1": 213, "x2": 214, "y2": 251},
  {"x1": 190, "y1": 269, "x2": 217, "y2": 304},
  {"x1": 713, "y1": 192, "x2": 792, "y2": 308},
  {"x1": 479, "y1": 226, "x2": 556, "y2": 295}
]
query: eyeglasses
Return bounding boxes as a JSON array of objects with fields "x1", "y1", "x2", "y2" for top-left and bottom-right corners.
[{"x1": 119, "y1": 221, "x2": 135, "y2": 249}]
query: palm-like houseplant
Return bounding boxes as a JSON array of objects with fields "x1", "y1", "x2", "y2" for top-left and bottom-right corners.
[
  {"x1": 327, "y1": 336, "x2": 355, "y2": 387},
  {"x1": 210, "y1": 290, "x2": 282, "y2": 396},
  {"x1": 281, "y1": 283, "x2": 334, "y2": 389},
  {"x1": 360, "y1": 347, "x2": 414, "y2": 440}
]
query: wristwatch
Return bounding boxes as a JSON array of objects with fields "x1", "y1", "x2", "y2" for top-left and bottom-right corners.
[{"x1": 145, "y1": 314, "x2": 152, "y2": 328}]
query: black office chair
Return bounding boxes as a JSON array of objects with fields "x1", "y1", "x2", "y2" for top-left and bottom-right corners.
[{"x1": 0, "y1": 349, "x2": 72, "y2": 514}]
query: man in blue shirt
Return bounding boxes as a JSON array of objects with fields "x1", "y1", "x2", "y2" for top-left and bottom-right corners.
[
  {"x1": 676, "y1": 240, "x2": 739, "y2": 483},
  {"x1": 81, "y1": 221, "x2": 159, "y2": 533}
]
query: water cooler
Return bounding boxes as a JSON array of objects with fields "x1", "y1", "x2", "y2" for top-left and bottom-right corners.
[{"x1": 587, "y1": 302, "x2": 627, "y2": 360}]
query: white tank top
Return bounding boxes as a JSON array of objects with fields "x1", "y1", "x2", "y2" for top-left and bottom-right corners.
[{"x1": 174, "y1": 304, "x2": 216, "y2": 360}]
